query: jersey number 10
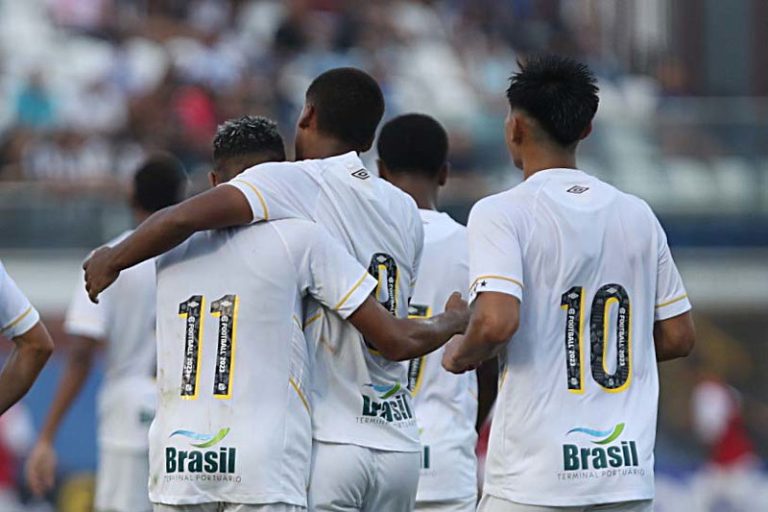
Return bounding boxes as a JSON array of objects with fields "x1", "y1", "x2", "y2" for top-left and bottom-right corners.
[
  {"x1": 560, "y1": 284, "x2": 631, "y2": 394},
  {"x1": 177, "y1": 294, "x2": 239, "y2": 400}
]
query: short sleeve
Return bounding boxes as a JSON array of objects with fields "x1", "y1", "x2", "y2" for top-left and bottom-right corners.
[
  {"x1": 654, "y1": 218, "x2": 691, "y2": 320},
  {"x1": 64, "y1": 270, "x2": 109, "y2": 340},
  {"x1": 225, "y1": 162, "x2": 318, "y2": 223},
  {"x1": 0, "y1": 262, "x2": 40, "y2": 339},
  {"x1": 303, "y1": 226, "x2": 377, "y2": 319},
  {"x1": 467, "y1": 199, "x2": 524, "y2": 305}
]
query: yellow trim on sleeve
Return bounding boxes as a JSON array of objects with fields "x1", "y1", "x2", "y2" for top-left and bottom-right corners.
[
  {"x1": 470, "y1": 275, "x2": 524, "y2": 292},
  {"x1": 333, "y1": 272, "x2": 370, "y2": 311},
  {"x1": 231, "y1": 179, "x2": 270, "y2": 221},
  {"x1": 289, "y1": 377, "x2": 310, "y2": 414},
  {"x1": 656, "y1": 293, "x2": 688, "y2": 309},
  {"x1": 1, "y1": 306, "x2": 34, "y2": 334}
]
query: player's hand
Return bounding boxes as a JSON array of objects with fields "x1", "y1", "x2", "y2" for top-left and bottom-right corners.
[
  {"x1": 442, "y1": 335, "x2": 475, "y2": 374},
  {"x1": 444, "y1": 292, "x2": 470, "y2": 330},
  {"x1": 25, "y1": 440, "x2": 57, "y2": 497},
  {"x1": 83, "y1": 246, "x2": 119, "y2": 303}
]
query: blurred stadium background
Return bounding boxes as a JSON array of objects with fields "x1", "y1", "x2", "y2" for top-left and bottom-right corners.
[{"x1": 0, "y1": 0, "x2": 766, "y2": 510}]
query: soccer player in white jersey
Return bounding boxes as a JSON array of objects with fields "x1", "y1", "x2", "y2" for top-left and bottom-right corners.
[
  {"x1": 82, "y1": 68, "x2": 456, "y2": 510},
  {"x1": 442, "y1": 56, "x2": 696, "y2": 512},
  {"x1": 377, "y1": 113, "x2": 491, "y2": 512},
  {"x1": 25, "y1": 155, "x2": 188, "y2": 511},
  {"x1": 150, "y1": 115, "x2": 468, "y2": 512},
  {"x1": 0, "y1": 262, "x2": 54, "y2": 416}
]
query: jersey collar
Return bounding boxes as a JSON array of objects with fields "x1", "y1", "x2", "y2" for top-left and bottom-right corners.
[{"x1": 321, "y1": 151, "x2": 365, "y2": 172}]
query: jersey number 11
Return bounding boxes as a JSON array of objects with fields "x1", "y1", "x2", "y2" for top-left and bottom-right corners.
[{"x1": 177, "y1": 294, "x2": 239, "y2": 400}]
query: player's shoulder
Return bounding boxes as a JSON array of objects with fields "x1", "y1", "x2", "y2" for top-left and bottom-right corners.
[
  {"x1": 608, "y1": 181, "x2": 659, "y2": 222},
  {"x1": 267, "y1": 218, "x2": 326, "y2": 239},
  {"x1": 421, "y1": 210, "x2": 466, "y2": 243},
  {"x1": 469, "y1": 187, "x2": 527, "y2": 223},
  {"x1": 242, "y1": 159, "x2": 311, "y2": 175},
  {"x1": 380, "y1": 176, "x2": 421, "y2": 217}
]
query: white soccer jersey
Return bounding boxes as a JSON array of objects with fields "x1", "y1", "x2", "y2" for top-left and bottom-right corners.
[
  {"x1": 151, "y1": 220, "x2": 376, "y2": 507},
  {"x1": 0, "y1": 261, "x2": 40, "y2": 340},
  {"x1": 468, "y1": 169, "x2": 691, "y2": 507},
  {"x1": 65, "y1": 231, "x2": 157, "y2": 451},
  {"x1": 407, "y1": 210, "x2": 477, "y2": 503},
  {"x1": 227, "y1": 151, "x2": 424, "y2": 452}
]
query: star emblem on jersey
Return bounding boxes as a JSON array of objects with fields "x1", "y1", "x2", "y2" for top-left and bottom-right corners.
[
  {"x1": 480, "y1": 280, "x2": 487, "y2": 287},
  {"x1": 351, "y1": 169, "x2": 370, "y2": 180}
]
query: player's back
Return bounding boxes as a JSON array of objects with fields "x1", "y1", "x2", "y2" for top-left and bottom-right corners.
[
  {"x1": 152, "y1": 221, "x2": 315, "y2": 507},
  {"x1": 472, "y1": 168, "x2": 689, "y2": 505},
  {"x1": 151, "y1": 217, "x2": 376, "y2": 508},
  {"x1": 407, "y1": 210, "x2": 477, "y2": 503},
  {"x1": 235, "y1": 152, "x2": 424, "y2": 451}
]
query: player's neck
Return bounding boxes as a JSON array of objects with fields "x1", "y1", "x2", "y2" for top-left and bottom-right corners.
[
  {"x1": 387, "y1": 175, "x2": 438, "y2": 210},
  {"x1": 522, "y1": 147, "x2": 578, "y2": 180},
  {"x1": 300, "y1": 135, "x2": 359, "y2": 160}
]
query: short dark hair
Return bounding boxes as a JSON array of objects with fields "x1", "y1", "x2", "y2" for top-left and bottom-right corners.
[
  {"x1": 133, "y1": 153, "x2": 187, "y2": 213},
  {"x1": 213, "y1": 115, "x2": 286, "y2": 163},
  {"x1": 306, "y1": 67, "x2": 385, "y2": 151},
  {"x1": 506, "y1": 55, "x2": 599, "y2": 147},
  {"x1": 377, "y1": 114, "x2": 448, "y2": 178}
]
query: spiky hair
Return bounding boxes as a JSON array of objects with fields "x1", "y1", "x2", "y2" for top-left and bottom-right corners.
[{"x1": 506, "y1": 55, "x2": 599, "y2": 147}]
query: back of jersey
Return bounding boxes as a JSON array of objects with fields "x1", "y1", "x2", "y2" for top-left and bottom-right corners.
[
  {"x1": 227, "y1": 152, "x2": 424, "y2": 451},
  {"x1": 305, "y1": 152, "x2": 423, "y2": 452},
  {"x1": 407, "y1": 210, "x2": 477, "y2": 503},
  {"x1": 468, "y1": 169, "x2": 690, "y2": 506},
  {"x1": 152, "y1": 223, "x2": 313, "y2": 507}
]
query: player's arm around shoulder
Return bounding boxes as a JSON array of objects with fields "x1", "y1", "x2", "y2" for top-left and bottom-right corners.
[{"x1": 84, "y1": 184, "x2": 252, "y2": 302}]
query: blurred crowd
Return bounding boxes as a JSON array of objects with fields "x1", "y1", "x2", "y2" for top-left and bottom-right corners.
[{"x1": 0, "y1": 0, "x2": 674, "y2": 191}]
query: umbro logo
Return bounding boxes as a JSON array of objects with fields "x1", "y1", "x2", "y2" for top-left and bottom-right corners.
[
  {"x1": 352, "y1": 169, "x2": 370, "y2": 180},
  {"x1": 566, "y1": 185, "x2": 589, "y2": 194}
]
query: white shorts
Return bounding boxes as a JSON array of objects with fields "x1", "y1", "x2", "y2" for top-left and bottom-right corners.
[
  {"x1": 477, "y1": 495, "x2": 653, "y2": 512},
  {"x1": 153, "y1": 504, "x2": 304, "y2": 512},
  {"x1": 309, "y1": 441, "x2": 420, "y2": 512},
  {"x1": 94, "y1": 447, "x2": 151, "y2": 512},
  {"x1": 415, "y1": 495, "x2": 477, "y2": 512}
]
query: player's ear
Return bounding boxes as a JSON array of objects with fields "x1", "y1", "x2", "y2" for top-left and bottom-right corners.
[
  {"x1": 209, "y1": 171, "x2": 218, "y2": 188},
  {"x1": 579, "y1": 121, "x2": 593, "y2": 140},
  {"x1": 511, "y1": 114, "x2": 526, "y2": 145},
  {"x1": 298, "y1": 103, "x2": 314, "y2": 129},
  {"x1": 437, "y1": 162, "x2": 449, "y2": 187}
]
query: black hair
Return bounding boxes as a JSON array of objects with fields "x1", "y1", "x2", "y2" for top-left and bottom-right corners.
[
  {"x1": 506, "y1": 55, "x2": 599, "y2": 147},
  {"x1": 213, "y1": 115, "x2": 286, "y2": 163},
  {"x1": 133, "y1": 153, "x2": 187, "y2": 213},
  {"x1": 377, "y1": 114, "x2": 448, "y2": 178},
  {"x1": 306, "y1": 67, "x2": 385, "y2": 151}
]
